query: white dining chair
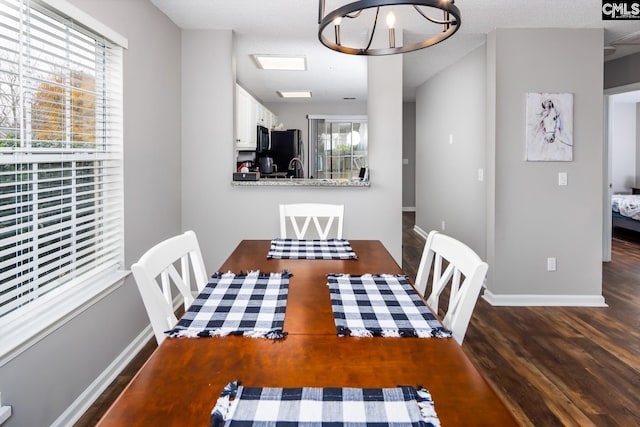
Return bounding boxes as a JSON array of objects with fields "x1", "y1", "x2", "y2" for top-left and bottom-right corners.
[
  {"x1": 414, "y1": 230, "x2": 488, "y2": 345},
  {"x1": 131, "y1": 230, "x2": 209, "y2": 344},
  {"x1": 279, "y1": 203, "x2": 344, "y2": 239}
]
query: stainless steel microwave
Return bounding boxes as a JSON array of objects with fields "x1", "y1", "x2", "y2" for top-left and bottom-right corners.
[{"x1": 256, "y1": 125, "x2": 270, "y2": 153}]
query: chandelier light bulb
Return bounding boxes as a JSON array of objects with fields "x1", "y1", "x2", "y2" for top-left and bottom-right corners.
[
  {"x1": 386, "y1": 11, "x2": 396, "y2": 28},
  {"x1": 386, "y1": 11, "x2": 396, "y2": 48}
]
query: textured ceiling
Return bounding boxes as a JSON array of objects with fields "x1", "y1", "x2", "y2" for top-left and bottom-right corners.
[{"x1": 151, "y1": 0, "x2": 640, "y2": 103}]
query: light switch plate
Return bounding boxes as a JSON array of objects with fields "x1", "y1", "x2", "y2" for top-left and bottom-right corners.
[{"x1": 558, "y1": 172, "x2": 568, "y2": 186}]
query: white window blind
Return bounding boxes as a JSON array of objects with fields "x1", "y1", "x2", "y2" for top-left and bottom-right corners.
[{"x1": 0, "y1": 0, "x2": 124, "y2": 318}]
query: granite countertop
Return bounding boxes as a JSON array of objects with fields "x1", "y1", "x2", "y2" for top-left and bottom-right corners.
[{"x1": 231, "y1": 178, "x2": 370, "y2": 187}]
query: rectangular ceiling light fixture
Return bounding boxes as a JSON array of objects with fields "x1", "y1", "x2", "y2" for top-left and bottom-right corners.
[
  {"x1": 277, "y1": 91, "x2": 312, "y2": 98},
  {"x1": 252, "y1": 54, "x2": 306, "y2": 71}
]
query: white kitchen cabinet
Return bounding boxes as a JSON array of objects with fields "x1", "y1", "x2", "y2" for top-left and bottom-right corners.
[
  {"x1": 257, "y1": 104, "x2": 278, "y2": 130},
  {"x1": 256, "y1": 103, "x2": 267, "y2": 128},
  {"x1": 266, "y1": 109, "x2": 278, "y2": 130},
  {"x1": 235, "y1": 84, "x2": 277, "y2": 150},
  {"x1": 235, "y1": 85, "x2": 257, "y2": 150}
]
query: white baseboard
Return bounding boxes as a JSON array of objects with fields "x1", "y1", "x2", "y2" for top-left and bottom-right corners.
[
  {"x1": 51, "y1": 326, "x2": 154, "y2": 427},
  {"x1": 0, "y1": 403, "x2": 11, "y2": 425},
  {"x1": 482, "y1": 290, "x2": 608, "y2": 307},
  {"x1": 413, "y1": 226, "x2": 607, "y2": 308},
  {"x1": 413, "y1": 224, "x2": 428, "y2": 240}
]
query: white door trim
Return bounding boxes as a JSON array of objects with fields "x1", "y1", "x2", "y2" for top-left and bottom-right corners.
[{"x1": 603, "y1": 82, "x2": 640, "y2": 262}]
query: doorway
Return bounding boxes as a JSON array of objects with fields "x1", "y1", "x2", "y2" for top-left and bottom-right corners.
[
  {"x1": 603, "y1": 83, "x2": 640, "y2": 261},
  {"x1": 308, "y1": 115, "x2": 368, "y2": 180}
]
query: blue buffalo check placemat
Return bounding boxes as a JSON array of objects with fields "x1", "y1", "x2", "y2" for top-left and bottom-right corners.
[
  {"x1": 327, "y1": 274, "x2": 451, "y2": 338},
  {"x1": 166, "y1": 271, "x2": 290, "y2": 339},
  {"x1": 267, "y1": 238, "x2": 358, "y2": 260},
  {"x1": 210, "y1": 380, "x2": 441, "y2": 427}
]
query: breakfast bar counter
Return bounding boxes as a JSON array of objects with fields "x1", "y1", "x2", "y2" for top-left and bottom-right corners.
[{"x1": 231, "y1": 178, "x2": 370, "y2": 187}]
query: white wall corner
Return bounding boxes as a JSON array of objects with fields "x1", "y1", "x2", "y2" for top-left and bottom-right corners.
[{"x1": 482, "y1": 290, "x2": 607, "y2": 307}]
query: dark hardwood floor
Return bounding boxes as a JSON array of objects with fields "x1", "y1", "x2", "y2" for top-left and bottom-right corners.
[
  {"x1": 402, "y1": 212, "x2": 640, "y2": 427},
  {"x1": 77, "y1": 213, "x2": 640, "y2": 426}
]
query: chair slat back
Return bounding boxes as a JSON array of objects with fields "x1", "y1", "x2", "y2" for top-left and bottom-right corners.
[
  {"x1": 131, "y1": 231, "x2": 208, "y2": 344},
  {"x1": 279, "y1": 203, "x2": 344, "y2": 239},
  {"x1": 414, "y1": 231, "x2": 488, "y2": 345}
]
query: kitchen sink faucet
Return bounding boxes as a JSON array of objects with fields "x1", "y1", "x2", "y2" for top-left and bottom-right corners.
[{"x1": 288, "y1": 157, "x2": 305, "y2": 178}]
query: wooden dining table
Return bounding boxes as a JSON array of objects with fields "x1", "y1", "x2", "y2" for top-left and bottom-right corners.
[{"x1": 98, "y1": 240, "x2": 518, "y2": 426}]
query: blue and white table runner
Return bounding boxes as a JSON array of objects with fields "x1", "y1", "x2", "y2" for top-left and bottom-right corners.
[
  {"x1": 327, "y1": 274, "x2": 451, "y2": 338},
  {"x1": 166, "y1": 271, "x2": 290, "y2": 339},
  {"x1": 211, "y1": 380, "x2": 441, "y2": 427},
  {"x1": 267, "y1": 238, "x2": 358, "y2": 260}
]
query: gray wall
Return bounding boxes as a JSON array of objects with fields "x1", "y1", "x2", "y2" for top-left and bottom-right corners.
[
  {"x1": 486, "y1": 28, "x2": 604, "y2": 302},
  {"x1": 403, "y1": 102, "x2": 416, "y2": 210},
  {"x1": 605, "y1": 51, "x2": 640, "y2": 90},
  {"x1": 0, "y1": 1, "x2": 183, "y2": 426},
  {"x1": 181, "y1": 29, "x2": 236, "y2": 272},
  {"x1": 416, "y1": 28, "x2": 605, "y2": 304},
  {"x1": 415, "y1": 46, "x2": 487, "y2": 258},
  {"x1": 367, "y1": 54, "x2": 403, "y2": 258},
  {"x1": 181, "y1": 32, "x2": 404, "y2": 272}
]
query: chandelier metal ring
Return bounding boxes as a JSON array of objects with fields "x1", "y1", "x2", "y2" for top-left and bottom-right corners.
[{"x1": 318, "y1": 0, "x2": 461, "y2": 56}]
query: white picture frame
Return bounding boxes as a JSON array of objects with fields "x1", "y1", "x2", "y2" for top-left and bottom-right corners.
[{"x1": 525, "y1": 92, "x2": 573, "y2": 161}]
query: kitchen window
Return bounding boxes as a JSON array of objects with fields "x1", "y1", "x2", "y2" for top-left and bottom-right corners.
[
  {"x1": 308, "y1": 115, "x2": 368, "y2": 180},
  {"x1": 0, "y1": 0, "x2": 126, "y2": 360}
]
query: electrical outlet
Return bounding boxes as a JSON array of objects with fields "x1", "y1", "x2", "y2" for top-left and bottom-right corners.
[
  {"x1": 478, "y1": 168, "x2": 484, "y2": 182},
  {"x1": 547, "y1": 257, "x2": 557, "y2": 272},
  {"x1": 441, "y1": 220, "x2": 446, "y2": 231},
  {"x1": 448, "y1": 134, "x2": 453, "y2": 145}
]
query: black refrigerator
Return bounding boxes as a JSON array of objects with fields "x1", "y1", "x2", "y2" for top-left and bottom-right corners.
[{"x1": 270, "y1": 129, "x2": 304, "y2": 178}]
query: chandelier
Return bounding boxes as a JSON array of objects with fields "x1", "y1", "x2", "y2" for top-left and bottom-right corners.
[{"x1": 318, "y1": 0, "x2": 461, "y2": 55}]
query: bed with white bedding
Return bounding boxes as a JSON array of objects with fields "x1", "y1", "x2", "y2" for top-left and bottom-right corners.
[{"x1": 611, "y1": 194, "x2": 640, "y2": 232}]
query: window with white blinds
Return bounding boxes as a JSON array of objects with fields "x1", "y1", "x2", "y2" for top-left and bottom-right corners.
[{"x1": 0, "y1": 0, "x2": 124, "y2": 319}]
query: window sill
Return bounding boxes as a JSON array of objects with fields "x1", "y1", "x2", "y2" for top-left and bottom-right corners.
[{"x1": 0, "y1": 270, "x2": 129, "y2": 367}]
